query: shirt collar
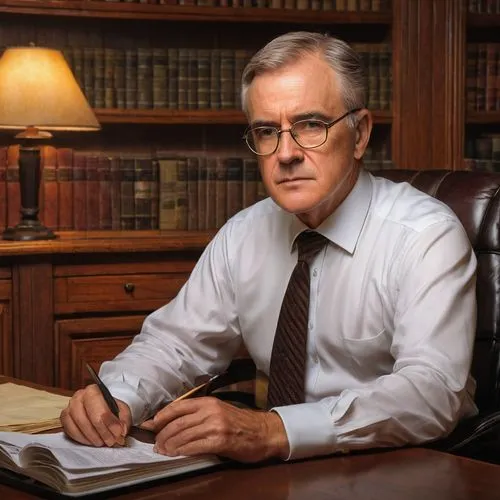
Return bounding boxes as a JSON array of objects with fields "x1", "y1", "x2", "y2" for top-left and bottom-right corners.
[{"x1": 289, "y1": 168, "x2": 372, "y2": 255}]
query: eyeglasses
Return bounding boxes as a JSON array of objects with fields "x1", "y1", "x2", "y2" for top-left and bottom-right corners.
[{"x1": 243, "y1": 108, "x2": 361, "y2": 156}]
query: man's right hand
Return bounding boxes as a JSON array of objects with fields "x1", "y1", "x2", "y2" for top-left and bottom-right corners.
[{"x1": 60, "y1": 384, "x2": 132, "y2": 447}]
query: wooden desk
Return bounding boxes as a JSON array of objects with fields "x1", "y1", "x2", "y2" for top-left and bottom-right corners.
[
  {"x1": 1, "y1": 447, "x2": 500, "y2": 500},
  {"x1": 1, "y1": 378, "x2": 500, "y2": 499}
]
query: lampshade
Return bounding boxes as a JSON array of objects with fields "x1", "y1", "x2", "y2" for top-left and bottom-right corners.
[{"x1": 0, "y1": 46, "x2": 100, "y2": 131}]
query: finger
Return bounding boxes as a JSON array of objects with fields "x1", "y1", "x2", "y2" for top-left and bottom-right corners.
[
  {"x1": 64, "y1": 394, "x2": 106, "y2": 447},
  {"x1": 156, "y1": 436, "x2": 213, "y2": 458},
  {"x1": 60, "y1": 407, "x2": 93, "y2": 446},
  {"x1": 155, "y1": 411, "x2": 207, "y2": 454},
  {"x1": 83, "y1": 390, "x2": 126, "y2": 447},
  {"x1": 139, "y1": 418, "x2": 156, "y2": 432},
  {"x1": 153, "y1": 397, "x2": 207, "y2": 429}
]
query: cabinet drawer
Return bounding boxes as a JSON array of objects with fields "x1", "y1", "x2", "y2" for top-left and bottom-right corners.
[{"x1": 54, "y1": 273, "x2": 190, "y2": 314}]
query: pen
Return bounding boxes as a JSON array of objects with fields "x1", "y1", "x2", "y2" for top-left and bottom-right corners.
[{"x1": 85, "y1": 362, "x2": 120, "y2": 418}]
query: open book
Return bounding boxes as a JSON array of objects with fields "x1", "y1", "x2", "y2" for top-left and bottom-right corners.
[{"x1": 0, "y1": 431, "x2": 220, "y2": 497}]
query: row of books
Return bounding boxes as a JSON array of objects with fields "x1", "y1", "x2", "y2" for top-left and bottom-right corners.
[
  {"x1": 0, "y1": 147, "x2": 268, "y2": 232},
  {"x1": 90, "y1": 0, "x2": 392, "y2": 10},
  {"x1": 465, "y1": 134, "x2": 500, "y2": 162},
  {"x1": 467, "y1": 0, "x2": 500, "y2": 13},
  {"x1": 464, "y1": 133, "x2": 500, "y2": 174},
  {"x1": 61, "y1": 44, "x2": 392, "y2": 111},
  {"x1": 0, "y1": 143, "x2": 393, "y2": 233},
  {"x1": 466, "y1": 43, "x2": 500, "y2": 112}
]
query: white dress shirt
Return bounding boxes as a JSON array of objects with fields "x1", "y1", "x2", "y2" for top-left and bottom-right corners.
[{"x1": 101, "y1": 168, "x2": 478, "y2": 460}]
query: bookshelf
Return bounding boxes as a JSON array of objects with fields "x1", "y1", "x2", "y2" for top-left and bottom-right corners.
[{"x1": 464, "y1": 3, "x2": 500, "y2": 171}]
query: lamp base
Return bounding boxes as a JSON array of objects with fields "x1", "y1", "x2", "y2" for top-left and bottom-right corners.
[{"x1": 2, "y1": 220, "x2": 57, "y2": 241}]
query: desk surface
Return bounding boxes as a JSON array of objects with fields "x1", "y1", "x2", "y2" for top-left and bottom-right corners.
[{"x1": 1, "y1": 378, "x2": 500, "y2": 500}]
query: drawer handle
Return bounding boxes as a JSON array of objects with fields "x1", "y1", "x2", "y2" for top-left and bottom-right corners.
[{"x1": 124, "y1": 282, "x2": 135, "y2": 293}]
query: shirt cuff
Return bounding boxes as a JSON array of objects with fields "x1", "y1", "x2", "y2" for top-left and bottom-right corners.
[
  {"x1": 105, "y1": 381, "x2": 151, "y2": 426},
  {"x1": 272, "y1": 401, "x2": 338, "y2": 460}
]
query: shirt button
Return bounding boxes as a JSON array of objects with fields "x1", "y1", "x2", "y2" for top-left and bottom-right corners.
[
  {"x1": 313, "y1": 269, "x2": 318, "y2": 277},
  {"x1": 309, "y1": 323, "x2": 313, "y2": 330},
  {"x1": 312, "y1": 354, "x2": 319, "y2": 364}
]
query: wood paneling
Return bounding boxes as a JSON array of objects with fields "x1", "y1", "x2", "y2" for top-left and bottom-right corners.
[{"x1": 392, "y1": 0, "x2": 466, "y2": 170}]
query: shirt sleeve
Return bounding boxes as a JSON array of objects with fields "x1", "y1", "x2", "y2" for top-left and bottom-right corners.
[
  {"x1": 274, "y1": 220, "x2": 478, "y2": 460},
  {"x1": 99, "y1": 225, "x2": 242, "y2": 425}
]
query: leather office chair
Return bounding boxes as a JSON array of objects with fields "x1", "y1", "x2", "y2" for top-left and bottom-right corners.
[
  {"x1": 218, "y1": 169, "x2": 500, "y2": 463},
  {"x1": 372, "y1": 169, "x2": 500, "y2": 463}
]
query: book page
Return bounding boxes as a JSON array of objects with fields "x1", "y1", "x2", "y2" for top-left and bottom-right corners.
[
  {"x1": 0, "y1": 431, "x2": 219, "y2": 471},
  {"x1": 0, "y1": 383, "x2": 69, "y2": 433}
]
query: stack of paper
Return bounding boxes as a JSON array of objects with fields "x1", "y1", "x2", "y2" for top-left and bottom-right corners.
[{"x1": 0, "y1": 383, "x2": 70, "y2": 433}]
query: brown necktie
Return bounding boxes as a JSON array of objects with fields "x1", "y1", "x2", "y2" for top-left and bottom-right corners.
[{"x1": 267, "y1": 230, "x2": 329, "y2": 408}]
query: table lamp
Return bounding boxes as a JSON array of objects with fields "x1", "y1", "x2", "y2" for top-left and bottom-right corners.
[{"x1": 0, "y1": 46, "x2": 100, "y2": 241}]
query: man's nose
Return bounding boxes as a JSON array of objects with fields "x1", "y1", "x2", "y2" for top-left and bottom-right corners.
[{"x1": 276, "y1": 130, "x2": 301, "y2": 163}]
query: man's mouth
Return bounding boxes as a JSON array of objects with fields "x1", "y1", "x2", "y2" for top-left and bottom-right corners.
[{"x1": 278, "y1": 177, "x2": 311, "y2": 184}]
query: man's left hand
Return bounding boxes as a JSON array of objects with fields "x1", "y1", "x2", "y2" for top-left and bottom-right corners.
[{"x1": 141, "y1": 397, "x2": 289, "y2": 462}]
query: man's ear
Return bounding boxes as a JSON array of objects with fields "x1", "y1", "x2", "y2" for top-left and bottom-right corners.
[{"x1": 353, "y1": 109, "x2": 373, "y2": 161}]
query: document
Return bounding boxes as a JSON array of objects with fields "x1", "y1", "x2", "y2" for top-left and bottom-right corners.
[
  {"x1": 0, "y1": 383, "x2": 70, "y2": 433},
  {"x1": 0, "y1": 431, "x2": 220, "y2": 496}
]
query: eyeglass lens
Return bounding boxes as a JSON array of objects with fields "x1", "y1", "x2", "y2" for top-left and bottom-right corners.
[{"x1": 246, "y1": 120, "x2": 328, "y2": 155}]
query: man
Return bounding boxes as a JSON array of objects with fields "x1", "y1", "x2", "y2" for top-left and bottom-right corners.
[{"x1": 61, "y1": 31, "x2": 477, "y2": 462}]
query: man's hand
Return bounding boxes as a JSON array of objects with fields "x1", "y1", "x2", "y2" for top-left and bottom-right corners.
[
  {"x1": 60, "y1": 384, "x2": 132, "y2": 447},
  {"x1": 142, "y1": 396, "x2": 289, "y2": 463}
]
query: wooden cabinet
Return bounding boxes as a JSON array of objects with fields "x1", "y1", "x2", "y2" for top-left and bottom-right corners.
[
  {"x1": 55, "y1": 315, "x2": 146, "y2": 390},
  {"x1": 0, "y1": 233, "x2": 208, "y2": 388}
]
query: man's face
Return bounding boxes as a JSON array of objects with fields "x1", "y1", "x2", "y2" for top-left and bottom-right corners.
[{"x1": 246, "y1": 53, "x2": 371, "y2": 228}]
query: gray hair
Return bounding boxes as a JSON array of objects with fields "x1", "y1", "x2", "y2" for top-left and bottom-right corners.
[{"x1": 241, "y1": 31, "x2": 366, "y2": 128}]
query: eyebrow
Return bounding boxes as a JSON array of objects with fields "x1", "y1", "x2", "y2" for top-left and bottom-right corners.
[{"x1": 249, "y1": 112, "x2": 332, "y2": 129}]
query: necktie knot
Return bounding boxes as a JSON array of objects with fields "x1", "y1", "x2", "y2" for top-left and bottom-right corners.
[{"x1": 296, "y1": 231, "x2": 328, "y2": 263}]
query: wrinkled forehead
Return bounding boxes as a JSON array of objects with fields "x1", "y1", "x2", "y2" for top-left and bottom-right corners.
[{"x1": 246, "y1": 56, "x2": 344, "y2": 122}]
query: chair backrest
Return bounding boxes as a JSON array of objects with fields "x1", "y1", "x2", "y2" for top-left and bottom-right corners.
[{"x1": 372, "y1": 169, "x2": 500, "y2": 412}]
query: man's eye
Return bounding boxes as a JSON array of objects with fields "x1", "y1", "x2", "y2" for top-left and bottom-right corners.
[
  {"x1": 254, "y1": 127, "x2": 276, "y2": 139},
  {"x1": 302, "y1": 120, "x2": 323, "y2": 130}
]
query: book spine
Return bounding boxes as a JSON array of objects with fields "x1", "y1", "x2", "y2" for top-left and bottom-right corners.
[
  {"x1": 175, "y1": 157, "x2": 188, "y2": 230},
  {"x1": 125, "y1": 49, "x2": 138, "y2": 109},
  {"x1": 94, "y1": 47, "x2": 105, "y2": 108},
  {"x1": 220, "y1": 49, "x2": 235, "y2": 109},
  {"x1": 186, "y1": 156, "x2": 199, "y2": 230},
  {"x1": 215, "y1": 156, "x2": 227, "y2": 229},
  {"x1": 104, "y1": 48, "x2": 117, "y2": 108},
  {"x1": 114, "y1": 49, "x2": 126, "y2": 109},
  {"x1": 56, "y1": 148, "x2": 74, "y2": 231},
  {"x1": 120, "y1": 154, "x2": 136, "y2": 230},
  {"x1": 167, "y1": 48, "x2": 179, "y2": 109},
  {"x1": 209, "y1": 49, "x2": 221, "y2": 109},
  {"x1": 152, "y1": 48, "x2": 168, "y2": 109},
  {"x1": 134, "y1": 155, "x2": 154, "y2": 230},
  {"x1": 110, "y1": 156, "x2": 122, "y2": 230},
  {"x1": 137, "y1": 47, "x2": 153, "y2": 109},
  {"x1": 178, "y1": 48, "x2": 189, "y2": 110},
  {"x1": 197, "y1": 49, "x2": 210, "y2": 110},
  {"x1": 158, "y1": 158, "x2": 178, "y2": 230},
  {"x1": 226, "y1": 157, "x2": 243, "y2": 219},
  {"x1": 206, "y1": 156, "x2": 217, "y2": 230},
  {"x1": 243, "y1": 157, "x2": 259, "y2": 208},
  {"x1": 86, "y1": 154, "x2": 100, "y2": 230},
  {"x1": 187, "y1": 48, "x2": 198, "y2": 110},
  {"x1": 98, "y1": 155, "x2": 112, "y2": 229},
  {"x1": 72, "y1": 151, "x2": 88, "y2": 231},
  {"x1": 197, "y1": 157, "x2": 207, "y2": 230}
]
